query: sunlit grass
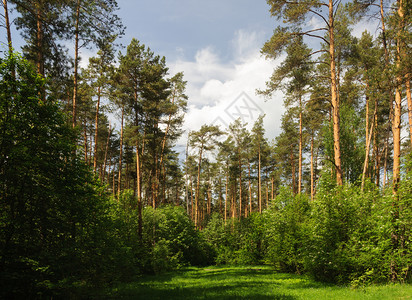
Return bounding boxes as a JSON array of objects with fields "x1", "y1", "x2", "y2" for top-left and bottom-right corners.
[{"x1": 95, "y1": 266, "x2": 411, "y2": 299}]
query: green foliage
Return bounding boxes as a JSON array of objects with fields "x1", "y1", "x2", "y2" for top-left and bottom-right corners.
[
  {"x1": 322, "y1": 103, "x2": 364, "y2": 184},
  {"x1": 142, "y1": 205, "x2": 211, "y2": 273},
  {"x1": 0, "y1": 53, "x2": 114, "y2": 297},
  {"x1": 264, "y1": 188, "x2": 311, "y2": 273},
  {"x1": 202, "y1": 213, "x2": 266, "y2": 265}
]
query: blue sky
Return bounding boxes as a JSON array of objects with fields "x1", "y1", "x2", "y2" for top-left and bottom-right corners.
[
  {"x1": 117, "y1": 0, "x2": 276, "y2": 61},
  {"x1": 1, "y1": 1, "x2": 379, "y2": 152},
  {"x1": 115, "y1": 0, "x2": 286, "y2": 148}
]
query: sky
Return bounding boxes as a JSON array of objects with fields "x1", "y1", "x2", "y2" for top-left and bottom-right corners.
[
  {"x1": 115, "y1": 0, "x2": 286, "y2": 152},
  {"x1": 2, "y1": 0, "x2": 380, "y2": 156}
]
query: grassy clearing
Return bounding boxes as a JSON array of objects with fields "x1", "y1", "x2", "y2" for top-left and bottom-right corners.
[{"x1": 95, "y1": 266, "x2": 411, "y2": 299}]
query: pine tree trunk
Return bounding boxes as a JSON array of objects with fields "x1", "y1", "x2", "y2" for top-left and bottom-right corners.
[
  {"x1": 374, "y1": 97, "x2": 380, "y2": 186},
  {"x1": 406, "y1": 76, "x2": 412, "y2": 145},
  {"x1": 298, "y1": 95, "x2": 303, "y2": 194},
  {"x1": 392, "y1": 0, "x2": 404, "y2": 196},
  {"x1": 291, "y1": 148, "x2": 296, "y2": 193},
  {"x1": 3, "y1": 0, "x2": 12, "y2": 54},
  {"x1": 136, "y1": 140, "x2": 142, "y2": 239},
  {"x1": 225, "y1": 164, "x2": 228, "y2": 225},
  {"x1": 93, "y1": 86, "x2": 101, "y2": 173},
  {"x1": 391, "y1": 0, "x2": 405, "y2": 282},
  {"x1": 195, "y1": 146, "x2": 203, "y2": 228},
  {"x1": 271, "y1": 177, "x2": 274, "y2": 201},
  {"x1": 102, "y1": 123, "x2": 111, "y2": 182},
  {"x1": 190, "y1": 176, "x2": 194, "y2": 221},
  {"x1": 35, "y1": 1, "x2": 45, "y2": 100},
  {"x1": 248, "y1": 158, "x2": 252, "y2": 215},
  {"x1": 117, "y1": 105, "x2": 124, "y2": 196},
  {"x1": 362, "y1": 112, "x2": 375, "y2": 191},
  {"x1": 311, "y1": 134, "x2": 315, "y2": 201},
  {"x1": 72, "y1": 0, "x2": 80, "y2": 127},
  {"x1": 185, "y1": 137, "x2": 190, "y2": 215},
  {"x1": 329, "y1": 0, "x2": 343, "y2": 185},
  {"x1": 238, "y1": 148, "x2": 242, "y2": 220},
  {"x1": 258, "y1": 147, "x2": 262, "y2": 213},
  {"x1": 83, "y1": 123, "x2": 88, "y2": 163}
]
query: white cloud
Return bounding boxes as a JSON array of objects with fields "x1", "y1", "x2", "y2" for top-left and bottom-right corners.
[
  {"x1": 169, "y1": 30, "x2": 285, "y2": 153},
  {"x1": 351, "y1": 19, "x2": 380, "y2": 39}
]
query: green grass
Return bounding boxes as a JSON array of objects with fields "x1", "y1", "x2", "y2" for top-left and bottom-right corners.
[{"x1": 94, "y1": 266, "x2": 411, "y2": 299}]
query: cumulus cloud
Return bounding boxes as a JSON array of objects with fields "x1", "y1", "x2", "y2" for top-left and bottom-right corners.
[{"x1": 169, "y1": 30, "x2": 285, "y2": 153}]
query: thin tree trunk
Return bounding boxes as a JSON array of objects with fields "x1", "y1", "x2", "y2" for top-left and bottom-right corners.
[
  {"x1": 207, "y1": 177, "x2": 212, "y2": 215},
  {"x1": 310, "y1": 134, "x2": 315, "y2": 201},
  {"x1": 35, "y1": 1, "x2": 45, "y2": 100},
  {"x1": 383, "y1": 133, "x2": 389, "y2": 188},
  {"x1": 374, "y1": 96, "x2": 380, "y2": 186},
  {"x1": 361, "y1": 112, "x2": 375, "y2": 191},
  {"x1": 93, "y1": 86, "x2": 101, "y2": 173},
  {"x1": 298, "y1": 95, "x2": 303, "y2": 194},
  {"x1": 185, "y1": 136, "x2": 190, "y2": 215},
  {"x1": 112, "y1": 168, "x2": 116, "y2": 198},
  {"x1": 258, "y1": 147, "x2": 262, "y2": 213},
  {"x1": 329, "y1": 0, "x2": 343, "y2": 185},
  {"x1": 291, "y1": 148, "x2": 296, "y2": 193},
  {"x1": 191, "y1": 176, "x2": 194, "y2": 221},
  {"x1": 3, "y1": 0, "x2": 12, "y2": 55},
  {"x1": 406, "y1": 76, "x2": 412, "y2": 145},
  {"x1": 271, "y1": 177, "x2": 274, "y2": 201},
  {"x1": 136, "y1": 141, "x2": 142, "y2": 239},
  {"x1": 72, "y1": 0, "x2": 80, "y2": 128},
  {"x1": 102, "y1": 122, "x2": 111, "y2": 182},
  {"x1": 117, "y1": 105, "x2": 124, "y2": 196},
  {"x1": 195, "y1": 146, "x2": 203, "y2": 228},
  {"x1": 83, "y1": 123, "x2": 88, "y2": 163},
  {"x1": 238, "y1": 148, "x2": 242, "y2": 220},
  {"x1": 248, "y1": 158, "x2": 252, "y2": 215},
  {"x1": 225, "y1": 163, "x2": 228, "y2": 225}
]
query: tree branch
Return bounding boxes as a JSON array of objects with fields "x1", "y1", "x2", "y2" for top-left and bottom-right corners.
[{"x1": 309, "y1": 9, "x2": 329, "y2": 26}]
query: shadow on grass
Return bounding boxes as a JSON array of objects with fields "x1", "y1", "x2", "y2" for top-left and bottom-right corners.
[{"x1": 98, "y1": 267, "x2": 300, "y2": 300}]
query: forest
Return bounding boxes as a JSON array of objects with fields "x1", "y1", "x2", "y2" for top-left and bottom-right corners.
[{"x1": 0, "y1": 0, "x2": 411, "y2": 298}]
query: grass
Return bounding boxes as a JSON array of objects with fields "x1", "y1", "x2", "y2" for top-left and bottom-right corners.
[{"x1": 93, "y1": 266, "x2": 411, "y2": 299}]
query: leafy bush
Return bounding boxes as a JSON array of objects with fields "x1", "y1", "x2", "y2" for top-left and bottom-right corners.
[{"x1": 264, "y1": 188, "x2": 310, "y2": 273}]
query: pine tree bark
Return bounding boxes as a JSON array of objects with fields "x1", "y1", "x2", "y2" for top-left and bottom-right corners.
[
  {"x1": 310, "y1": 135, "x2": 315, "y2": 201},
  {"x1": 391, "y1": 0, "x2": 405, "y2": 282},
  {"x1": 195, "y1": 146, "x2": 203, "y2": 228},
  {"x1": 117, "y1": 105, "x2": 124, "y2": 196},
  {"x1": 225, "y1": 164, "x2": 228, "y2": 225},
  {"x1": 102, "y1": 122, "x2": 111, "y2": 182},
  {"x1": 298, "y1": 95, "x2": 303, "y2": 194},
  {"x1": 136, "y1": 140, "x2": 142, "y2": 239},
  {"x1": 291, "y1": 148, "x2": 296, "y2": 193},
  {"x1": 258, "y1": 147, "x2": 262, "y2": 213},
  {"x1": 329, "y1": 0, "x2": 343, "y2": 185},
  {"x1": 3, "y1": 0, "x2": 13, "y2": 54},
  {"x1": 72, "y1": 0, "x2": 80, "y2": 128},
  {"x1": 83, "y1": 123, "x2": 88, "y2": 163},
  {"x1": 93, "y1": 86, "x2": 101, "y2": 173},
  {"x1": 406, "y1": 76, "x2": 412, "y2": 145},
  {"x1": 362, "y1": 110, "x2": 375, "y2": 191},
  {"x1": 238, "y1": 148, "x2": 242, "y2": 220}
]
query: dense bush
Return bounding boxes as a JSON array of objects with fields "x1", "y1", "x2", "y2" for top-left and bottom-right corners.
[
  {"x1": 202, "y1": 212, "x2": 265, "y2": 265},
  {"x1": 201, "y1": 167, "x2": 411, "y2": 285},
  {"x1": 0, "y1": 53, "x2": 116, "y2": 298},
  {"x1": 264, "y1": 188, "x2": 310, "y2": 273}
]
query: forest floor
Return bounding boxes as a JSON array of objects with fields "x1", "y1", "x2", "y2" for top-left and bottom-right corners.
[{"x1": 93, "y1": 266, "x2": 411, "y2": 299}]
